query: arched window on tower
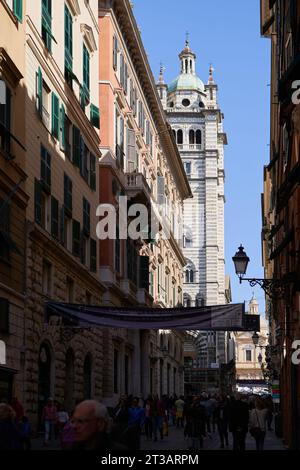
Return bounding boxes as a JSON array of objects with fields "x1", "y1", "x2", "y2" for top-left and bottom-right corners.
[
  {"x1": 185, "y1": 59, "x2": 188, "y2": 73},
  {"x1": 172, "y1": 129, "x2": 176, "y2": 140},
  {"x1": 196, "y1": 130, "x2": 202, "y2": 145},
  {"x1": 177, "y1": 129, "x2": 183, "y2": 145},
  {"x1": 189, "y1": 130, "x2": 195, "y2": 145}
]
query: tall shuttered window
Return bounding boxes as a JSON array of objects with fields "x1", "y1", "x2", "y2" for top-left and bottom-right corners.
[
  {"x1": 51, "y1": 196, "x2": 59, "y2": 239},
  {"x1": 64, "y1": 173, "x2": 73, "y2": 217},
  {"x1": 42, "y1": 0, "x2": 52, "y2": 52},
  {"x1": 72, "y1": 220, "x2": 80, "y2": 257},
  {"x1": 90, "y1": 104, "x2": 100, "y2": 129},
  {"x1": 13, "y1": 0, "x2": 23, "y2": 22},
  {"x1": 40, "y1": 145, "x2": 51, "y2": 193},
  {"x1": 82, "y1": 44, "x2": 90, "y2": 106},
  {"x1": 51, "y1": 92, "x2": 59, "y2": 138},
  {"x1": 83, "y1": 198, "x2": 90, "y2": 236},
  {"x1": 89, "y1": 153, "x2": 96, "y2": 191},
  {"x1": 0, "y1": 79, "x2": 11, "y2": 156},
  {"x1": 90, "y1": 239, "x2": 97, "y2": 273},
  {"x1": 64, "y1": 5, "x2": 73, "y2": 80}
]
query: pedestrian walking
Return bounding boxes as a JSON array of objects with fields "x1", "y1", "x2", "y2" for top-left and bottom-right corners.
[
  {"x1": 152, "y1": 395, "x2": 165, "y2": 441},
  {"x1": 249, "y1": 397, "x2": 268, "y2": 451},
  {"x1": 175, "y1": 396, "x2": 185, "y2": 428},
  {"x1": 19, "y1": 416, "x2": 32, "y2": 450},
  {"x1": 264, "y1": 396, "x2": 274, "y2": 431},
  {"x1": 144, "y1": 398, "x2": 153, "y2": 440},
  {"x1": 126, "y1": 397, "x2": 145, "y2": 450},
  {"x1": 42, "y1": 397, "x2": 57, "y2": 446},
  {"x1": 228, "y1": 394, "x2": 249, "y2": 451},
  {"x1": 56, "y1": 404, "x2": 69, "y2": 440},
  {"x1": 0, "y1": 403, "x2": 22, "y2": 450},
  {"x1": 215, "y1": 395, "x2": 229, "y2": 448}
]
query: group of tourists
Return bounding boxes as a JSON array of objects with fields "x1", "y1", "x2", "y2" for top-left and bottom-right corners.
[{"x1": 0, "y1": 392, "x2": 275, "y2": 451}]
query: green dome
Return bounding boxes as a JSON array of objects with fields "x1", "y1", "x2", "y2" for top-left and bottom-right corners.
[{"x1": 168, "y1": 73, "x2": 205, "y2": 94}]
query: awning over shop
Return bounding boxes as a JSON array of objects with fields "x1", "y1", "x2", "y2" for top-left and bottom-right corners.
[{"x1": 46, "y1": 302, "x2": 260, "y2": 331}]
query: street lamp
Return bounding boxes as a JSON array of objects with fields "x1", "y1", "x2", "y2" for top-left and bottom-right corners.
[{"x1": 232, "y1": 245, "x2": 294, "y2": 299}]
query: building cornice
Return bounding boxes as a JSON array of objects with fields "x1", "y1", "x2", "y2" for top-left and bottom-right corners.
[{"x1": 98, "y1": 0, "x2": 192, "y2": 201}]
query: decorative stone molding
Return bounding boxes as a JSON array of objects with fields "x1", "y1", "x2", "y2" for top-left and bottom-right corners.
[
  {"x1": 66, "y1": 0, "x2": 81, "y2": 16},
  {"x1": 80, "y1": 24, "x2": 97, "y2": 53}
]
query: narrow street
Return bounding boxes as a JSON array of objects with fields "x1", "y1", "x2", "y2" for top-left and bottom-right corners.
[
  {"x1": 30, "y1": 424, "x2": 285, "y2": 451},
  {"x1": 141, "y1": 424, "x2": 286, "y2": 451}
]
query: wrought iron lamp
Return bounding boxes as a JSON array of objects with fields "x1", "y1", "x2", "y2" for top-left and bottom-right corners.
[{"x1": 232, "y1": 245, "x2": 293, "y2": 299}]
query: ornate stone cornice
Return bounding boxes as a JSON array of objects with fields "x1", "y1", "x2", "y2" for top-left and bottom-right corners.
[
  {"x1": 80, "y1": 23, "x2": 97, "y2": 53},
  {"x1": 99, "y1": 0, "x2": 192, "y2": 201},
  {"x1": 66, "y1": 0, "x2": 81, "y2": 16}
]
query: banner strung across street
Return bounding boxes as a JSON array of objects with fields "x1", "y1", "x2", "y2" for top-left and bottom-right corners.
[{"x1": 46, "y1": 302, "x2": 260, "y2": 331}]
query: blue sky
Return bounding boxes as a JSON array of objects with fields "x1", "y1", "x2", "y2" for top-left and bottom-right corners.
[{"x1": 133, "y1": 0, "x2": 271, "y2": 313}]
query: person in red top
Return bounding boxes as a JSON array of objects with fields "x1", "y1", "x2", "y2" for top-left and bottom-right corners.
[
  {"x1": 10, "y1": 397, "x2": 24, "y2": 423},
  {"x1": 42, "y1": 398, "x2": 57, "y2": 446}
]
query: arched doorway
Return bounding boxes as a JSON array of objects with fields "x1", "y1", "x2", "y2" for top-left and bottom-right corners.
[
  {"x1": 83, "y1": 354, "x2": 92, "y2": 399},
  {"x1": 65, "y1": 349, "x2": 75, "y2": 413},
  {"x1": 38, "y1": 342, "x2": 53, "y2": 429}
]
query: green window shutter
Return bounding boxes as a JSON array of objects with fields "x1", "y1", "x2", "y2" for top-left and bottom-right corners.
[
  {"x1": 80, "y1": 231, "x2": 86, "y2": 265},
  {"x1": 90, "y1": 104, "x2": 100, "y2": 129},
  {"x1": 90, "y1": 239, "x2": 97, "y2": 273},
  {"x1": 34, "y1": 178, "x2": 42, "y2": 225},
  {"x1": 40, "y1": 145, "x2": 51, "y2": 192},
  {"x1": 64, "y1": 173, "x2": 72, "y2": 216},
  {"x1": 83, "y1": 44, "x2": 90, "y2": 92},
  {"x1": 51, "y1": 93, "x2": 59, "y2": 138},
  {"x1": 113, "y1": 35, "x2": 118, "y2": 71},
  {"x1": 13, "y1": 0, "x2": 23, "y2": 22},
  {"x1": 89, "y1": 153, "x2": 96, "y2": 191},
  {"x1": 72, "y1": 126, "x2": 80, "y2": 167},
  {"x1": 36, "y1": 67, "x2": 43, "y2": 116},
  {"x1": 64, "y1": 5, "x2": 73, "y2": 78},
  {"x1": 72, "y1": 219, "x2": 80, "y2": 257},
  {"x1": 42, "y1": 0, "x2": 52, "y2": 51},
  {"x1": 51, "y1": 196, "x2": 59, "y2": 239},
  {"x1": 79, "y1": 136, "x2": 85, "y2": 178},
  {"x1": 59, "y1": 104, "x2": 66, "y2": 151},
  {"x1": 60, "y1": 206, "x2": 65, "y2": 246},
  {"x1": 83, "y1": 198, "x2": 90, "y2": 236}
]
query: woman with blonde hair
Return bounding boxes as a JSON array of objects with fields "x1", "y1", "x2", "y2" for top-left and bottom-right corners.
[{"x1": 249, "y1": 397, "x2": 268, "y2": 451}]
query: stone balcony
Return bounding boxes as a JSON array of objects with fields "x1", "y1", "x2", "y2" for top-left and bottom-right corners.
[
  {"x1": 177, "y1": 144, "x2": 202, "y2": 152},
  {"x1": 124, "y1": 172, "x2": 151, "y2": 203}
]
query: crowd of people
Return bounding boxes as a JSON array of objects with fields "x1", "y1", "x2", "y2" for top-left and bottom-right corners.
[{"x1": 0, "y1": 392, "x2": 275, "y2": 451}]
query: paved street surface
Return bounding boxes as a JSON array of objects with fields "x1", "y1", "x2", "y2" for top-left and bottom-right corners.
[
  {"x1": 31, "y1": 425, "x2": 286, "y2": 451},
  {"x1": 141, "y1": 425, "x2": 286, "y2": 451}
]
